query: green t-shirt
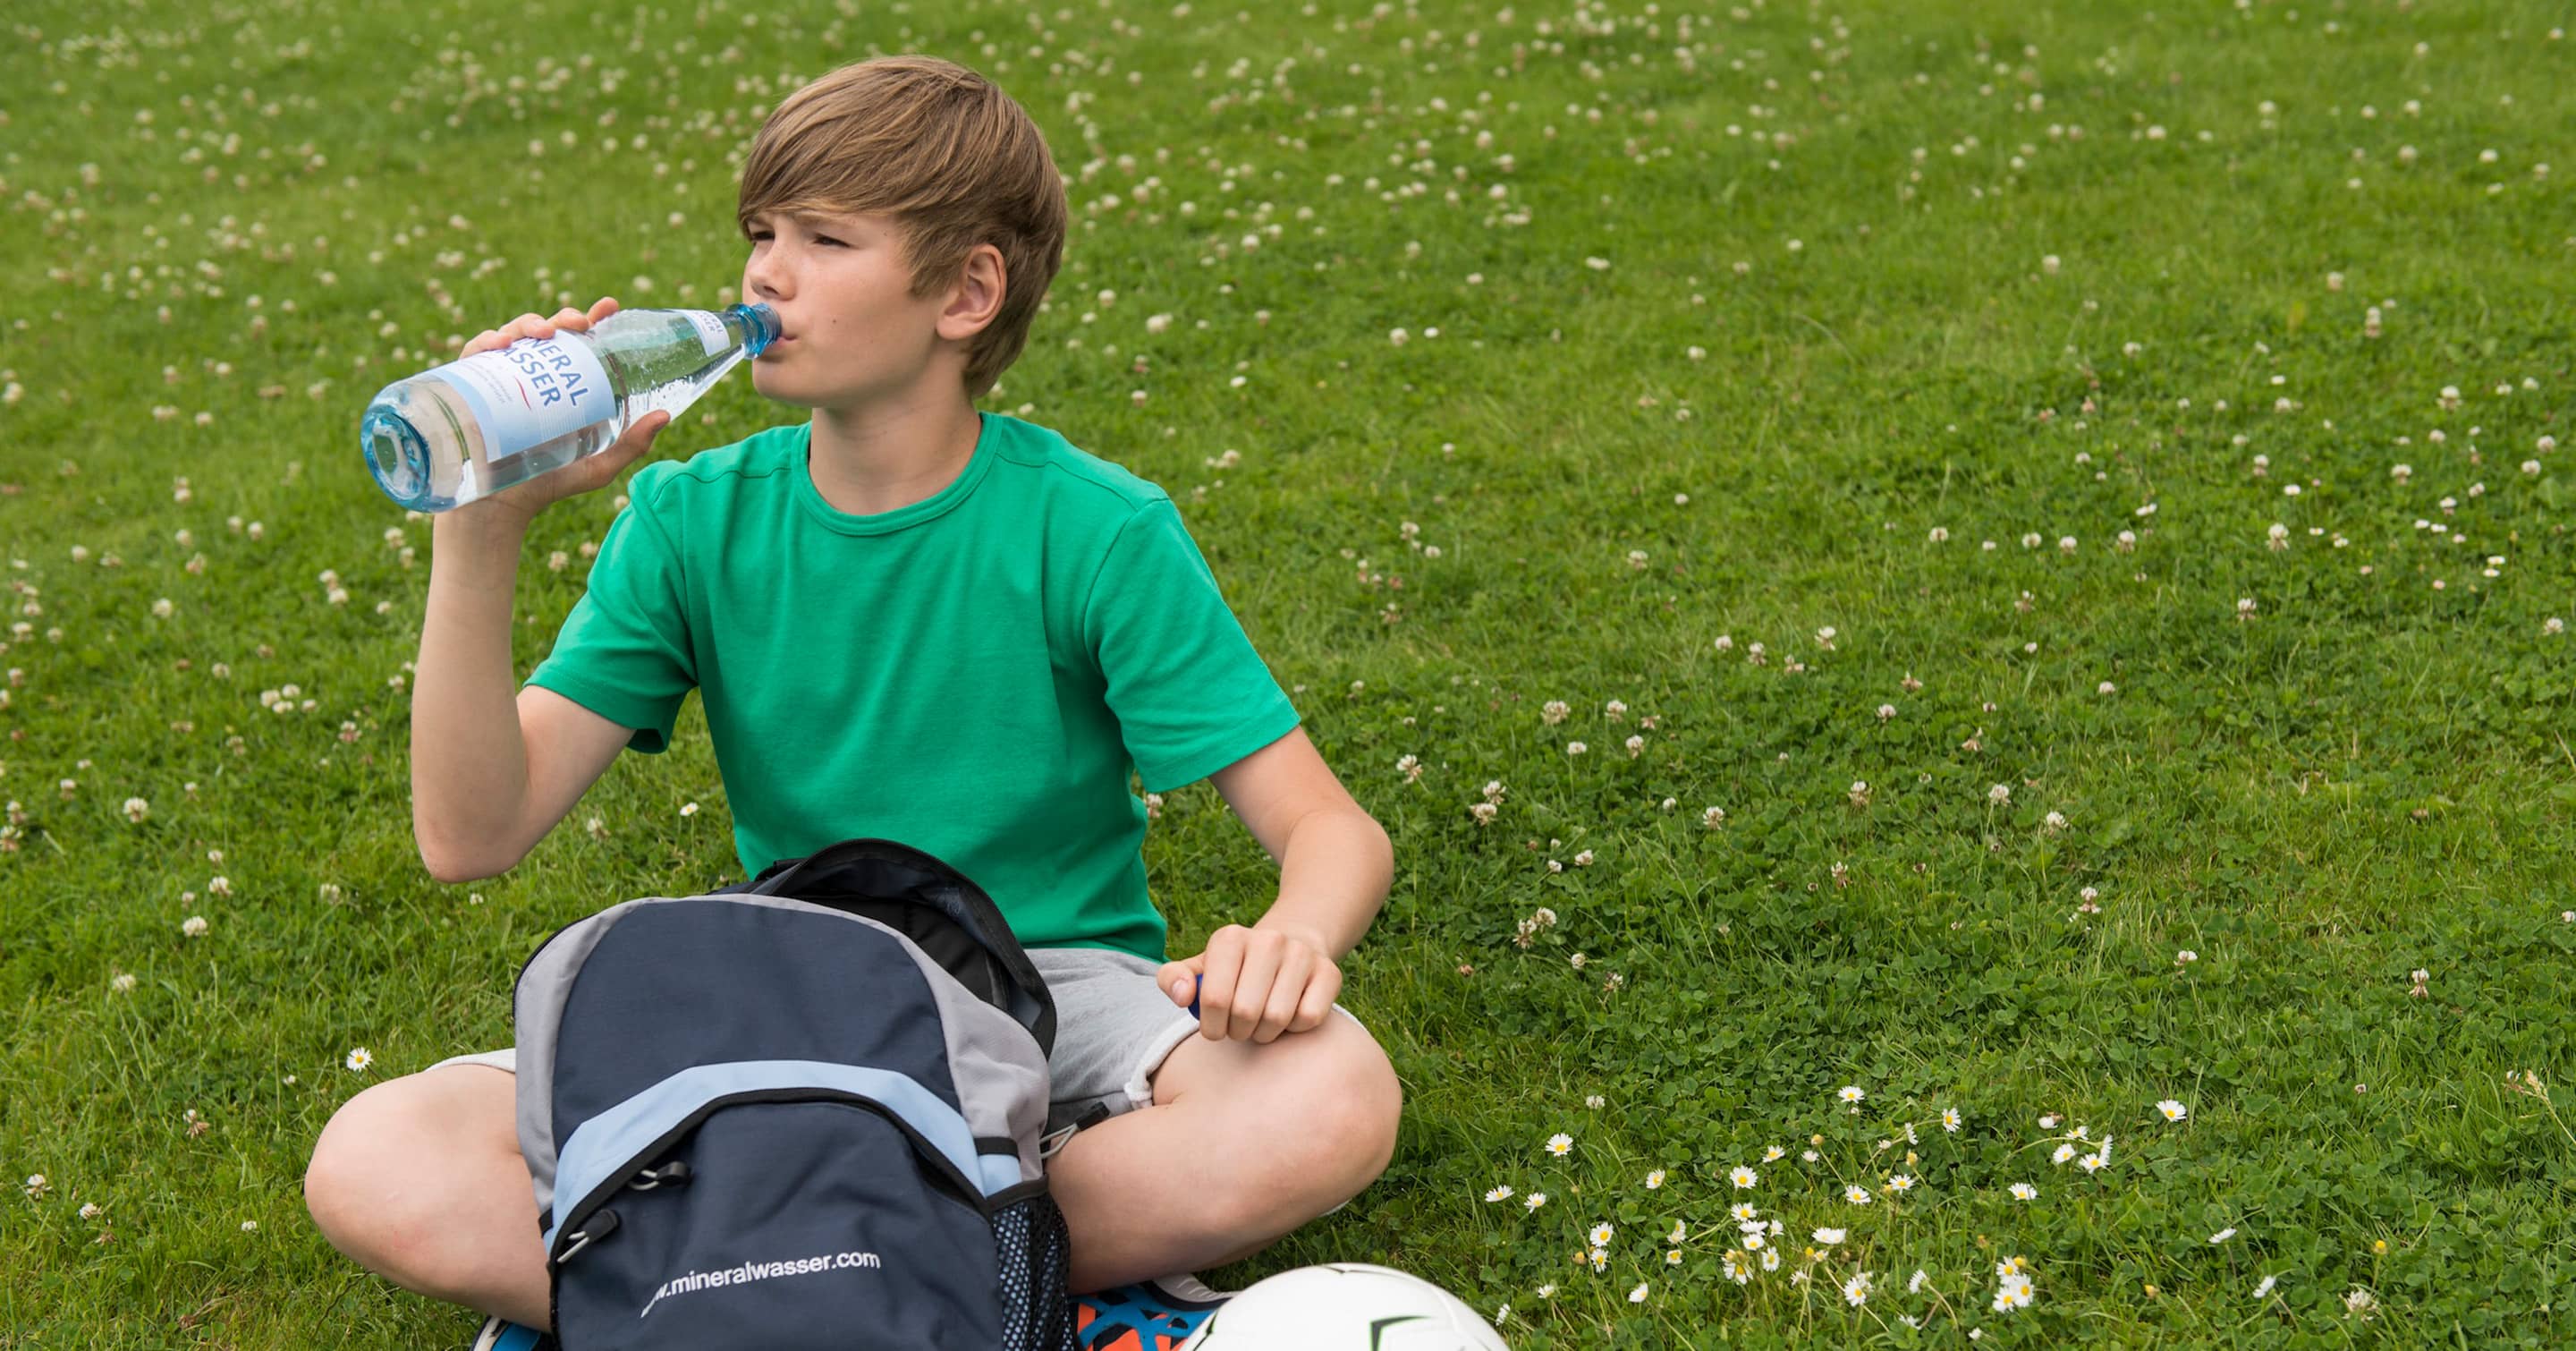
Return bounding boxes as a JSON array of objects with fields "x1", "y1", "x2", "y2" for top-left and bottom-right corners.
[{"x1": 524, "y1": 412, "x2": 1301, "y2": 963}]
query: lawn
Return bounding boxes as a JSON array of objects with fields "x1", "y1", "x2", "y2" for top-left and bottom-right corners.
[{"x1": 3, "y1": 0, "x2": 2572, "y2": 1345}]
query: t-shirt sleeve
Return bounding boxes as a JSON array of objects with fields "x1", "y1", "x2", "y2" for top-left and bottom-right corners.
[
  {"x1": 522, "y1": 468, "x2": 697, "y2": 754},
  {"x1": 1082, "y1": 497, "x2": 1301, "y2": 794}
]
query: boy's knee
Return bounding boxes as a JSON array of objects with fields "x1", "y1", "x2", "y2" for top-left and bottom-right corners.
[
  {"x1": 304, "y1": 1071, "x2": 504, "y2": 1288},
  {"x1": 1270, "y1": 1022, "x2": 1402, "y2": 1209}
]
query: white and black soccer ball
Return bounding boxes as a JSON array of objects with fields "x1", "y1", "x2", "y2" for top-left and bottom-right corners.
[{"x1": 1178, "y1": 1263, "x2": 1510, "y2": 1350}]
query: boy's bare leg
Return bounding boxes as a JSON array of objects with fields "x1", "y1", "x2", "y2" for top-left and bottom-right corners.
[
  {"x1": 305, "y1": 1066, "x2": 554, "y2": 1331},
  {"x1": 1044, "y1": 1010, "x2": 1402, "y2": 1295},
  {"x1": 303, "y1": 1013, "x2": 1400, "y2": 1319}
]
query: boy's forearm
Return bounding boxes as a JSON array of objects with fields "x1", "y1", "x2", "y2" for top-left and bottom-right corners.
[
  {"x1": 411, "y1": 512, "x2": 536, "y2": 880},
  {"x1": 1250, "y1": 808, "x2": 1394, "y2": 963}
]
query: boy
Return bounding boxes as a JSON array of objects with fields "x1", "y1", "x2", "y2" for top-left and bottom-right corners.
[{"x1": 303, "y1": 55, "x2": 1402, "y2": 1349}]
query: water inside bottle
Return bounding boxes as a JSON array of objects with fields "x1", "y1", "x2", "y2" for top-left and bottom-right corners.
[{"x1": 366, "y1": 376, "x2": 620, "y2": 512}]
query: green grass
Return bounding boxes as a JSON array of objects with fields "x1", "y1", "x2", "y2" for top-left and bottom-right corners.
[{"x1": 4, "y1": 0, "x2": 2574, "y2": 1344}]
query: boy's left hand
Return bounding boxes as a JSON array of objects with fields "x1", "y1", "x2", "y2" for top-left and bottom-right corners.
[{"x1": 1159, "y1": 922, "x2": 1341, "y2": 1043}]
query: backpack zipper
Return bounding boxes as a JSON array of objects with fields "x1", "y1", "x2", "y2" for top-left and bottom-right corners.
[{"x1": 548, "y1": 1088, "x2": 987, "y2": 1267}]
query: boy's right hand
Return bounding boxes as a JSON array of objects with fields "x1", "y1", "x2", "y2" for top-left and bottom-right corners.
[{"x1": 446, "y1": 297, "x2": 673, "y2": 530}]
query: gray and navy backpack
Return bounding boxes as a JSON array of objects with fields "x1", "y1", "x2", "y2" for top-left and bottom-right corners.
[{"x1": 511, "y1": 838, "x2": 1080, "y2": 1349}]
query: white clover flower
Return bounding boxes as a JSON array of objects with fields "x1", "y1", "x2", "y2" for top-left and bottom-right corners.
[
  {"x1": 181, "y1": 915, "x2": 209, "y2": 938},
  {"x1": 1987, "y1": 784, "x2": 2012, "y2": 805}
]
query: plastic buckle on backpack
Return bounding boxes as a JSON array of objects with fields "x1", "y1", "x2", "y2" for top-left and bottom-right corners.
[{"x1": 1038, "y1": 1101, "x2": 1116, "y2": 1162}]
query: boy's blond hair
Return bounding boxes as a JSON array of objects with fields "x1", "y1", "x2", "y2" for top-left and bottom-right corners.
[{"x1": 738, "y1": 55, "x2": 1067, "y2": 402}]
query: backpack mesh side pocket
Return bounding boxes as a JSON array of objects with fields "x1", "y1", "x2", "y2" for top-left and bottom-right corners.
[{"x1": 994, "y1": 1190, "x2": 1076, "y2": 1351}]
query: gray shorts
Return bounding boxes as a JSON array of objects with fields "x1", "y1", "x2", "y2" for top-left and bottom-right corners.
[{"x1": 429, "y1": 943, "x2": 1364, "y2": 1159}]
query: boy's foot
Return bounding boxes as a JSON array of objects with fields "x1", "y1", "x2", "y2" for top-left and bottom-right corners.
[
  {"x1": 1073, "y1": 1271, "x2": 1237, "y2": 1349},
  {"x1": 466, "y1": 1316, "x2": 555, "y2": 1351}
]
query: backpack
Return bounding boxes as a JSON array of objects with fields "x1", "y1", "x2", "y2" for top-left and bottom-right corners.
[{"x1": 511, "y1": 837, "x2": 1080, "y2": 1349}]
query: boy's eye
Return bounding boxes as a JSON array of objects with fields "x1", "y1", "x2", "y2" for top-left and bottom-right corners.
[{"x1": 747, "y1": 231, "x2": 843, "y2": 247}]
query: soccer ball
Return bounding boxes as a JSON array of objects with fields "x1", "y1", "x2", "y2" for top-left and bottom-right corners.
[{"x1": 1176, "y1": 1263, "x2": 1510, "y2": 1349}]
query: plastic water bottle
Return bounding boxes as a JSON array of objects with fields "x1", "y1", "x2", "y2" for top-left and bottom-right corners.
[{"x1": 361, "y1": 302, "x2": 779, "y2": 513}]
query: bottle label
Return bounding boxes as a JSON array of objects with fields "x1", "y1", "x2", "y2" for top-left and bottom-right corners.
[
  {"x1": 436, "y1": 336, "x2": 616, "y2": 464},
  {"x1": 683, "y1": 310, "x2": 729, "y2": 357}
]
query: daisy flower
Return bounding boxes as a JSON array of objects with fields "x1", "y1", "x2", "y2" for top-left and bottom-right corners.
[
  {"x1": 1731, "y1": 1202, "x2": 1760, "y2": 1222},
  {"x1": 2010, "y1": 1182, "x2": 2038, "y2": 1201},
  {"x1": 1762, "y1": 1144, "x2": 1786, "y2": 1162},
  {"x1": 1843, "y1": 1270, "x2": 1874, "y2": 1306},
  {"x1": 1910, "y1": 1269, "x2": 1931, "y2": 1294},
  {"x1": 2156, "y1": 1099, "x2": 2189, "y2": 1122},
  {"x1": 1760, "y1": 1247, "x2": 1781, "y2": 1271},
  {"x1": 1523, "y1": 1192, "x2": 1547, "y2": 1211},
  {"x1": 2253, "y1": 1275, "x2": 2278, "y2": 1299},
  {"x1": 2210, "y1": 1228, "x2": 2238, "y2": 1245},
  {"x1": 344, "y1": 1047, "x2": 374, "y2": 1072},
  {"x1": 1839, "y1": 1085, "x2": 1866, "y2": 1104},
  {"x1": 1886, "y1": 1174, "x2": 1916, "y2": 1193},
  {"x1": 1846, "y1": 1185, "x2": 1873, "y2": 1204},
  {"x1": 1669, "y1": 1220, "x2": 1688, "y2": 1243},
  {"x1": 1723, "y1": 1250, "x2": 1751, "y2": 1285},
  {"x1": 1546, "y1": 1133, "x2": 1573, "y2": 1157},
  {"x1": 1741, "y1": 1232, "x2": 1767, "y2": 1251},
  {"x1": 1485, "y1": 1185, "x2": 1515, "y2": 1202},
  {"x1": 1590, "y1": 1223, "x2": 1615, "y2": 1247},
  {"x1": 1814, "y1": 1227, "x2": 1847, "y2": 1245},
  {"x1": 1730, "y1": 1165, "x2": 1758, "y2": 1188},
  {"x1": 1993, "y1": 1275, "x2": 2034, "y2": 1312},
  {"x1": 1645, "y1": 1169, "x2": 1665, "y2": 1189},
  {"x1": 2051, "y1": 1143, "x2": 2078, "y2": 1165},
  {"x1": 1942, "y1": 1108, "x2": 1962, "y2": 1133},
  {"x1": 1665, "y1": 1248, "x2": 1683, "y2": 1267},
  {"x1": 1628, "y1": 1282, "x2": 1649, "y2": 1304},
  {"x1": 2079, "y1": 1154, "x2": 2106, "y2": 1174}
]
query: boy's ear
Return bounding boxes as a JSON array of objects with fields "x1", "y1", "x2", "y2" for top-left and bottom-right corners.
[{"x1": 938, "y1": 244, "x2": 1008, "y2": 341}]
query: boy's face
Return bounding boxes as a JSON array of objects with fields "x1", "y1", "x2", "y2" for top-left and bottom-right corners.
[{"x1": 741, "y1": 208, "x2": 954, "y2": 411}]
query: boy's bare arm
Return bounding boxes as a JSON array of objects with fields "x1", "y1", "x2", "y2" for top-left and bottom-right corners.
[
  {"x1": 411, "y1": 511, "x2": 538, "y2": 883},
  {"x1": 404, "y1": 300, "x2": 673, "y2": 882}
]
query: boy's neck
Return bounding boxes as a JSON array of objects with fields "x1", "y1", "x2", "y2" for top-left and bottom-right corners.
[{"x1": 805, "y1": 391, "x2": 984, "y2": 517}]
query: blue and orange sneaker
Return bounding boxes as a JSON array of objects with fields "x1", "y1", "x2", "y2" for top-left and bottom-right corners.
[
  {"x1": 466, "y1": 1316, "x2": 554, "y2": 1351},
  {"x1": 1073, "y1": 1271, "x2": 1237, "y2": 1350}
]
